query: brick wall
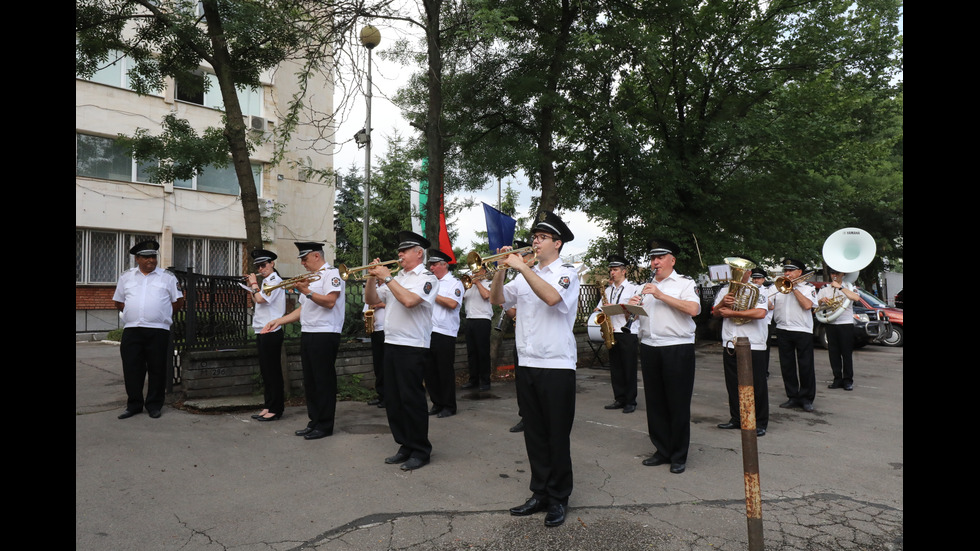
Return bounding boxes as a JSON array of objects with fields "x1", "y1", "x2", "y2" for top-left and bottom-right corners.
[{"x1": 77, "y1": 285, "x2": 117, "y2": 310}]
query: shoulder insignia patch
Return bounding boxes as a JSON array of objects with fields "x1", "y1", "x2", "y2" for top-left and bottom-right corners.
[
  {"x1": 331, "y1": 277, "x2": 341, "y2": 287},
  {"x1": 454, "y1": 288, "x2": 461, "y2": 297},
  {"x1": 424, "y1": 281, "x2": 433, "y2": 294},
  {"x1": 559, "y1": 275, "x2": 570, "y2": 289}
]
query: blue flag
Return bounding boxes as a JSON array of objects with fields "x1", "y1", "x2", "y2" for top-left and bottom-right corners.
[{"x1": 483, "y1": 203, "x2": 516, "y2": 253}]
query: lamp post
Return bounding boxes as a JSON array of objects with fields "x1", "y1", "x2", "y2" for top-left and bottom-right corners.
[{"x1": 359, "y1": 25, "x2": 381, "y2": 266}]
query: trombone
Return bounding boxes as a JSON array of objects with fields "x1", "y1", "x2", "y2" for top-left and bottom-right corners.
[
  {"x1": 261, "y1": 271, "x2": 321, "y2": 294},
  {"x1": 338, "y1": 259, "x2": 401, "y2": 281}
]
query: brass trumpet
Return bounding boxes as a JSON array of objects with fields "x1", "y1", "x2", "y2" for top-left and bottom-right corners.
[
  {"x1": 774, "y1": 271, "x2": 814, "y2": 294},
  {"x1": 261, "y1": 271, "x2": 321, "y2": 294},
  {"x1": 466, "y1": 246, "x2": 536, "y2": 273},
  {"x1": 338, "y1": 259, "x2": 401, "y2": 281}
]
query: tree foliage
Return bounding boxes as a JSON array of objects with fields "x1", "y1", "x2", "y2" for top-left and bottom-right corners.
[{"x1": 395, "y1": 0, "x2": 903, "y2": 276}]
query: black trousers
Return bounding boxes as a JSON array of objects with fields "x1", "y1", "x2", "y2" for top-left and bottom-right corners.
[
  {"x1": 425, "y1": 332, "x2": 457, "y2": 413},
  {"x1": 776, "y1": 328, "x2": 815, "y2": 404},
  {"x1": 825, "y1": 323, "x2": 854, "y2": 384},
  {"x1": 300, "y1": 332, "x2": 340, "y2": 432},
  {"x1": 257, "y1": 331, "x2": 285, "y2": 415},
  {"x1": 385, "y1": 344, "x2": 432, "y2": 460},
  {"x1": 464, "y1": 318, "x2": 492, "y2": 386},
  {"x1": 722, "y1": 347, "x2": 769, "y2": 430},
  {"x1": 120, "y1": 327, "x2": 170, "y2": 412},
  {"x1": 517, "y1": 366, "x2": 576, "y2": 506},
  {"x1": 640, "y1": 343, "x2": 695, "y2": 465},
  {"x1": 370, "y1": 330, "x2": 385, "y2": 401},
  {"x1": 609, "y1": 333, "x2": 639, "y2": 406}
]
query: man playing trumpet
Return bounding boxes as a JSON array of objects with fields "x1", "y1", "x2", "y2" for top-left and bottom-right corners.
[
  {"x1": 364, "y1": 231, "x2": 439, "y2": 471},
  {"x1": 772, "y1": 257, "x2": 817, "y2": 412},
  {"x1": 262, "y1": 242, "x2": 345, "y2": 440}
]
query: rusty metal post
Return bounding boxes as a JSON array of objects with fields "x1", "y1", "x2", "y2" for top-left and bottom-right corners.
[{"x1": 735, "y1": 336, "x2": 764, "y2": 551}]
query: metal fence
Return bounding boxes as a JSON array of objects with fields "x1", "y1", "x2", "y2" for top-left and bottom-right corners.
[{"x1": 167, "y1": 271, "x2": 710, "y2": 384}]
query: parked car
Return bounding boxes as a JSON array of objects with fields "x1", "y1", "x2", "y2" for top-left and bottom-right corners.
[
  {"x1": 856, "y1": 288, "x2": 903, "y2": 347},
  {"x1": 811, "y1": 283, "x2": 892, "y2": 349}
]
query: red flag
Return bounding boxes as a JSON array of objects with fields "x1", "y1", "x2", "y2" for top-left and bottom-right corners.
[{"x1": 437, "y1": 194, "x2": 456, "y2": 264}]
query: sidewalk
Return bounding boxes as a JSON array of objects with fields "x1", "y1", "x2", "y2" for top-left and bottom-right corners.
[{"x1": 76, "y1": 341, "x2": 903, "y2": 550}]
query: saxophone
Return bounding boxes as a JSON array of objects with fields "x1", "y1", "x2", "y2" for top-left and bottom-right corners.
[
  {"x1": 595, "y1": 279, "x2": 616, "y2": 349},
  {"x1": 364, "y1": 309, "x2": 375, "y2": 335}
]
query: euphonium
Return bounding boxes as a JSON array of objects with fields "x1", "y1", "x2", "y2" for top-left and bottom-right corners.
[
  {"x1": 596, "y1": 279, "x2": 616, "y2": 349},
  {"x1": 723, "y1": 257, "x2": 760, "y2": 326},
  {"x1": 774, "y1": 271, "x2": 814, "y2": 294},
  {"x1": 261, "y1": 271, "x2": 321, "y2": 294},
  {"x1": 364, "y1": 309, "x2": 375, "y2": 334}
]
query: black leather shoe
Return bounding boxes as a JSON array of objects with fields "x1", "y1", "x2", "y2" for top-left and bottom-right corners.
[
  {"x1": 251, "y1": 413, "x2": 264, "y2": 419},
  {"x1": 828, "y1": 381, "x2": 844, "y2": 389},
  {"x1": 670, "y1": 463, "x2": 686, "y2": 474},
  {"x1": 479, "y1": 384, "x2": 491, "y2": 391},
  {"x1": 509, "y1": 420, "x2": 525, "y2": 433},
  {"x1": 460, "y1": 382, "x2": 477, "y2": 390},
  {"x1": 385, "y1": 452, "x2": 410, "y2": 464},
  {"x1": 622, "y1": 404, "x2": 636, "y2": 414},
  {"x1": 756, "y1": 428, "x2": 767, "y2": 437},
  {"x1": 843, "y1": 383, "x2": 854, "y2": 391},
  {"x1": 303, "y1": 429, "x2": 332, "y2": 440},
  {"x1": 717, "y1": 421, "x2": 740, "y2": 430},
  {"x1": 148, "y1": 409, "x2": 162, "y2": 419},
  {"x1": 778, "y1": 399, "x2": 799, "y2": 409},
  {"x1": 801, "y1": 401, "x2": 814, "y2": 412},
  {"x1": 642, "y1": 454, "x2": 669, "y2": 467},
  {"x1": 544, "y1": 503, "x2": 566, "y2": 527},
  {"x1": 428, "y1": 406, "x2": 443, "y2": 416},
  {"x1": 604, "y1": 401, "x2": 625, "y2": 410},
  {"x1": 400, "y1": 457, "x2": 428, "y2": 471},
  {"x1": 295, "y1": 427, "x2": 315, "y2": 437},
  {"x1": 117, "y1": 410, "x2": 140, "y2": 420},
  {"x1": 367, "y1": 398, "x2": 382, "y2": 406},
  {"x1": 436, "y1": 409, "x2": 455, "y2": 418},
  {"x1": 509, "y1": 498, "x2": 546, "y2": 516},
  {"x1": 256, "y1": 413, "x2": 281, "y2": 422}
]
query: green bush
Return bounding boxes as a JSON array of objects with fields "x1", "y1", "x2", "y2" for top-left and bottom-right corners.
[{"x1": 336, "y1": 373, "x2": 374, "y2": 402}]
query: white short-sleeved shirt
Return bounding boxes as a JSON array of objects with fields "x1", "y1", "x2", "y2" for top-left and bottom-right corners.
[
  {"x1": 772, "y1": 282, "x2": 816, "y2": 333},
  {"x1": 113, "y1": 267, "x2": 183, "y2": 330},
  {"x1": 432, "y1": 273, "x2": 463, "y2": 337},
  {"x1": 299, "y1": 265, "x2": 345, "y2": 333},
  {"x1": 593, "y1": 280, "x2": 640, "y2": 333},
  {"x1": 816, "y1": 282, "x2": 856, "y2": 325},
  {"x1": 463, "y1": 280, "x2": 493, "y2": 320},
  {"x1": 501, "y1": 257, "x2": 580, "y2": 369},
  {"x1": 714, "y1": 284, "x2": 769, "y2": 350},
  {"x1": 364, "y1": 282, "x2": 388, "y2": 331},
  {"x1": 637, "y1": 271, "x2": 701, "y2": 347},
  {"x1": 384, "y1": 263, "x2": 439, "y2": 348},
  {"x1": 252, "y1": 272, "x2": 286, "y2": 332}
]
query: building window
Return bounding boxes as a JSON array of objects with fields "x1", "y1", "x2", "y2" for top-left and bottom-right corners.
[
  {"x1": 81, "y1": 50, "x2": 163, "y2": 95},
  {"x1": 174, "y1": 163, "x2": 263, "y2": 196},
  {"x1": 175, "y1": 69, "x2": 263, "y2": 117},
  {"x1": 173, "y1": 236, "x2": 244, "y2": 276},
  {"x1": 76, "y1": 229, "x2": 158, "y2": 284},
  {"x1": 77, "y1": 133, "x2": 263, "y2": 194}
]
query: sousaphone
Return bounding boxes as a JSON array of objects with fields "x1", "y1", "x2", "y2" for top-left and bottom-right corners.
[{"x1": 816, "y1": 228, "x2": 875, "y2": 323}]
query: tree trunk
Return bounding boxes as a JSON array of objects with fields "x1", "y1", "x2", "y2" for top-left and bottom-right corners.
[
  {"x1": 423, "y1": 0, "x2": 444, "y2": 246},
  {"x1": 202, "y1": 0, "x2": 263, "y2": 255}
]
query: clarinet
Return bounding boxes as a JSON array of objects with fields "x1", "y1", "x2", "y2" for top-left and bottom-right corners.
[{"x1": 623, "y1": 271, "x2": 656, "y2": 334}]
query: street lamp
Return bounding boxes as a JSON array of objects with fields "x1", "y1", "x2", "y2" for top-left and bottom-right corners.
[{"x1": 359, "y1": 25, "x2": 381, "y2": 266}]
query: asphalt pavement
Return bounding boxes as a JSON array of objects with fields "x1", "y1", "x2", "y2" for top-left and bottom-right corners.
[{"x1": 76, "y1": 341, "x2": 903, "y2": 550}]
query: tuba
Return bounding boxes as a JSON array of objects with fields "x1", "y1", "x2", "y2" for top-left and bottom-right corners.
[
  {"x1": 595, "y1": 279, "x2": 616, "y2": 349},
  {"x1": 723, "y1": 257, "x2": 760, "y2": 326},
  {"x1": 815, "y1": 228, "x2": 875, "y2": 323}
]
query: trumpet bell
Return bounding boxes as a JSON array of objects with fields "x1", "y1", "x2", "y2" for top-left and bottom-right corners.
[{"x1": 822, "y1": 228, "x2": 876, "y2": 273}]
